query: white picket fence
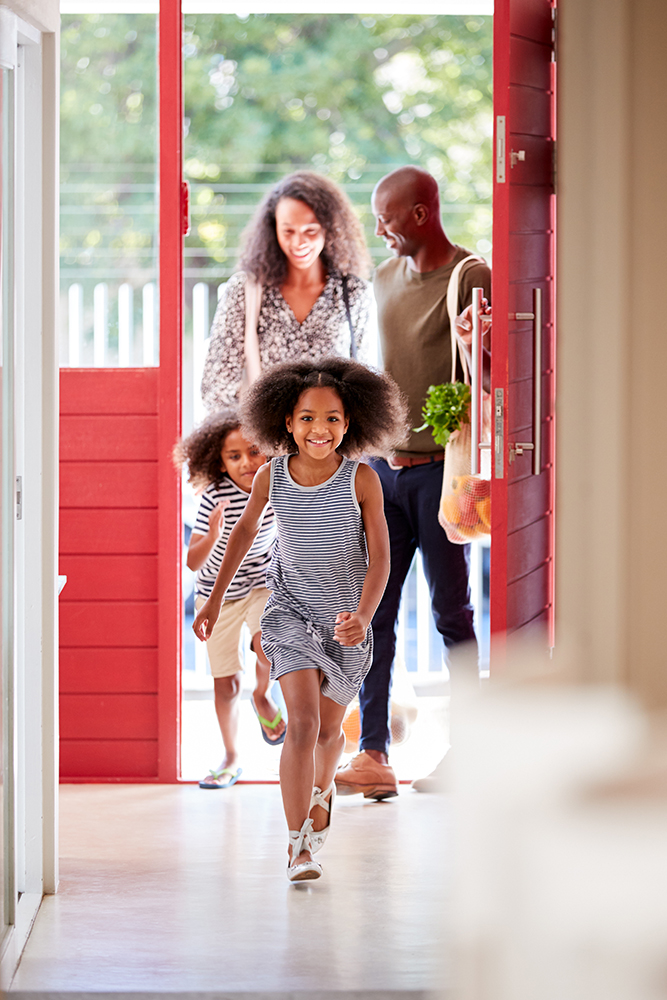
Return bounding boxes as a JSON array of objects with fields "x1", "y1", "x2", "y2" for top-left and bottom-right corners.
[
  {"x1": 61, "y1": 279, "x2": 488, "y2": 686},
  {"x1": 63, "y1": 281, "x2": 158, "y2": 367}
]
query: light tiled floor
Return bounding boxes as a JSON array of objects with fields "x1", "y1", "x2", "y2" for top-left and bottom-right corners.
[{"x1": 10, "y1": 784, "x2": 450, "y2": 997}]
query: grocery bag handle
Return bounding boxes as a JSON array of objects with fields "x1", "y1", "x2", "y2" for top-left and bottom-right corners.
[{"x1": 446, "y1": 254, "x2": 486, "y2": 384}]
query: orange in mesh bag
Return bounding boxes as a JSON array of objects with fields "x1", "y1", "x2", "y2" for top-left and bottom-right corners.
[{"x1": 438, "y1": 400, "x2": 492, "y2": 543}]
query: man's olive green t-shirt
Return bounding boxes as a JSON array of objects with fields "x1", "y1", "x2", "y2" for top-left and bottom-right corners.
[{"x1": 373, "y1": 246, "x2": 492, "y2": 456}]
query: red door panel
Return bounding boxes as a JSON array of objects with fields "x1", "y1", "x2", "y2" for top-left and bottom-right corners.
[
  {"x1": 60, "y1": 742, "x2": 158, "y2": 780},
  {"x1": 60, "y1": 460, "x2": 158, "y2": 508},
  {"x1": 60, "y1": 601, "x2": 159, "y2": 647},
  {"x1": 60, "y1": 648, "x2": 158, "y2": 694},
  {"x1": 60, "y1": 694, "x2": 158, "y2": 741},
  {"x1": 491, "y1": 0, "x2": 556, "y2": 646},
  {"x1": 60, "y1": 508, "x2": 159, "y2": 553},
  {"x1": 59, "y1": 555, "x2": 158, "y2": 601},
  {"x1": 509, "y1": 0, "x2": 552, "y2": 38},
  {"x1": 60, "y1": 416, "x2": 159, "y2": 461},
  {"x1": 60, "y1": 368, "x2": 159, "y2": 414}
]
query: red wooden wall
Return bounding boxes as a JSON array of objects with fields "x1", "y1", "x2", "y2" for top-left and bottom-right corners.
[
  {"x1": 59, "y1": 0, "x2": 183, "y2": 782},
  {"x1": 59, "y1": 369, "x2": 161, "y2": 778}
]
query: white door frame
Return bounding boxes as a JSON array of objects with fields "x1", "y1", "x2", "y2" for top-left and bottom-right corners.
[{"x1": 0, "y1": 6, "x2": 59, "y2": 987}]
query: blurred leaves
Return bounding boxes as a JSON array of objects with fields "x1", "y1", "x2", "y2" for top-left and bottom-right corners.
[
  {"x1": 61, "y1": 12, "x2": 157, "y2": 168},
  {"x1": 60, "y1": 12, "x2": 492, "y2": 280},
  {"x1": 182, "y1": 13, "x2": 492, "y2": 196}
]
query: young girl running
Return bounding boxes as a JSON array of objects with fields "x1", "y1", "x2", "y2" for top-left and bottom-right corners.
[
  {"x1": 193, "y1": 358, "x2": 407, "y2": 881},
  {"x1": 176, "y1": 409, "x2": 284, "y2": 790}
]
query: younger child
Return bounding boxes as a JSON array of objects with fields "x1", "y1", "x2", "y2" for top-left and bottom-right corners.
[
  {"x1": 193, "y1": 359, "x2": 408, "y2": 879},
  {"x1": 177, "y1": 409, "x2": 283, "y2": 790}
]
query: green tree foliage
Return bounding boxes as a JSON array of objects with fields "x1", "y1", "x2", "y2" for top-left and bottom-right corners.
[
  {"x1": 60, "y1": 13, "x2": 158, "y2": 284},
  {"x1": 182, "y1": 13, "x2": 491, "y2": 198},
  {"x1": 60, "y1": 13, "x2": 157, "y2": 168},
  {"x1": 60, "y1": 12, "x2": 492, "y2": 286}
]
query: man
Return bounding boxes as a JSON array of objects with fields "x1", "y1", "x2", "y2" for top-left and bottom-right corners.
[{"x1": 335, "y1": 166, "x2": 491, "y2": 798}]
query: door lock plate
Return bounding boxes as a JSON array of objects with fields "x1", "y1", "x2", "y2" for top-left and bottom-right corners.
[{"x1": 494, "y1": 388, "x2": 504, "y2": 479}]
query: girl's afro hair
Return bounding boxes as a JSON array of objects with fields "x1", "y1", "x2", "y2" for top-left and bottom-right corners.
[
  {"x1": 173, "y1": 407, "x2": 241, "y2": 492},
  {"x1": 240, "y1": 357, "x2": 409, "y2": 459}
]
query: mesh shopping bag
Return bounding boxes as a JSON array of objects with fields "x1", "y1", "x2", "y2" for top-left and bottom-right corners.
[{"x1": 437, "y1": 257, "x2": 491, "y2": 544}]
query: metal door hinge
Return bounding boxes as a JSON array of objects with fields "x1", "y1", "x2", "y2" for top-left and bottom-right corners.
[
  {"x1": 551, "y1": 7, "x2": 558, "y2": 63},
  {"x1": 181, "y1": 181, "x2": 190, "y2": 236},
  {"x1": 494, "y1": 388, "x2": 504, "y2": 479},
  {"x1": 552, "y1": 139, "x2": 557, "y2": 193},
  {"x1": 16, "y1": 476, "x2": 22, "y2": 520}
]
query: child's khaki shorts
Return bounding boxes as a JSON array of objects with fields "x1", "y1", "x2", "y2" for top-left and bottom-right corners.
[{"x1": 195, "y1": 587, "x2": 270, "y2": 678}]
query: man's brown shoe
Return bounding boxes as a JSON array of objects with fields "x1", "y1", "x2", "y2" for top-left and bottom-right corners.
[{"x1": 334, "y1": 751, "x2": 398, "y2": 800}]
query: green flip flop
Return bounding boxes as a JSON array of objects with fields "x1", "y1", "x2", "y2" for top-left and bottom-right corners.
[
  {"x1": 198, "y1": 766, "x2": 242, "y2": 789},
  {"x1": 251, "y1": 698, "x2": 287, "y2": 746}
]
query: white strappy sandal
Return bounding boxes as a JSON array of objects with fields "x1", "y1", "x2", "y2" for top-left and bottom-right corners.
[
  {"x1": 309, "y1": 783, "x2": 335, "y2": 854},
  {"x1": 287, "y1": 818, "x2": 323, "y2": 883}
]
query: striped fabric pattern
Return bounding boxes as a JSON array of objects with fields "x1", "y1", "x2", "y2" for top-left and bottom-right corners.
[
  {"x1": 192, "y1": 478, "x2": 276, "y2": 601},
  {"x1": 261, "y1": 455, "x2": 373, "y2": 706}
]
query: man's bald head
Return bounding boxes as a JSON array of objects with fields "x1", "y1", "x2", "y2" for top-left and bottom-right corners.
[
  {"x1": 373, "y1": 166, "x2": 441, "y2": 216},
  {"x1": 371, "y1": 166, "x2": 447, "y2": 264}
]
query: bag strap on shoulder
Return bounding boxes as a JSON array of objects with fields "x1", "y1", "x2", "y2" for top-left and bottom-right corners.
[
  {"x1": 243, "y1": 274, "x2": 263, "y2": 385},
  {"x1": 446, "y1": 254, "x2": 485, "y2": 384},
  {"x1": 342, "y1": 274, "x2": 357, "y2": 360}
]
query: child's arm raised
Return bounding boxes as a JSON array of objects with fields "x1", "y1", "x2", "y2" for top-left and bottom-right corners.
[
  {"x1": 192, "y1": 464, "x2": 271, "y2": 642},
  {"x1": 187, "y1": 499, "x2": 230, "y2": 572},
  {"x1": 334, "y1": 463, "x2": 390, "y2": 647}
]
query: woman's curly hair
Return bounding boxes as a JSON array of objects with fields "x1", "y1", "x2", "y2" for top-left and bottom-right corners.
[
  {"x1": 238, "y1": 171, "x2": 372, "y2": 285},
  {"x1": 173, "y1": 408, "x2": 241, "y2": 492},
  {"x1": 240, "y1": 357, "x2": 409, "y2": 459}
]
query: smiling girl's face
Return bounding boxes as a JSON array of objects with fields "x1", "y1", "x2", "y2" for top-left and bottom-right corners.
[
  {"x1": 275, "y1": 198, "x2": 326, "y2": 274},
  {"x1": 220, "y1": 428, "x2": 266, "y2": 493},
  {"x1": 286, "y1": 386, "x2": 349, "y2": 461}
]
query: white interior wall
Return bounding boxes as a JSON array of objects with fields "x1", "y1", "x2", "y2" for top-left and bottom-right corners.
[{"x1": 556, "y1": 0, "x2": 667, "y2": 710}]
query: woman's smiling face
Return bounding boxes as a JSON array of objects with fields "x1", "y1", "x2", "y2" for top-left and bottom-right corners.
[
  {"x1": 275, "y1": 198, "x2": 326, "y2": 273},
  {"x1": 286, "y1": 386, "x2": 349, "y2": 460}
]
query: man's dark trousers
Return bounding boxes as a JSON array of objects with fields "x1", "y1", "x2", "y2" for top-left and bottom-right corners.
[{"x1": 359, "y1": 458, "x2": 476, "y2": 756}]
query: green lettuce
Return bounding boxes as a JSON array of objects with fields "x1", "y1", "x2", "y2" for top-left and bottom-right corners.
[{"x1": 414, "y1": 382, "x2": 471, "y2": 448}]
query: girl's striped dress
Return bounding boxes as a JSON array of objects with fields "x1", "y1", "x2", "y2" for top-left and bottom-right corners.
[{"x1": 260, "y1": 455, "x2": 373, "y2": 706}]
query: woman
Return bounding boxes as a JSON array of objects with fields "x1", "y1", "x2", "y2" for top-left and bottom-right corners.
[{"x1": 200, "y1": 171, "x2": 373, "y2": 411}]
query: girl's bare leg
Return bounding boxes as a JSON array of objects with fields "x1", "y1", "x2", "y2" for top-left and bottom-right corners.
[
  {"x1": 251, "y1": 631, "x2": 286, "y2": 741},
  {"x1": 278, "y1": 669, "x2": 321, "y2": 866},
  {"x1": 311, "y1": 691, "x2": 347, "y2": 832},
  {"x1": 201, "y1": 672, "x2": 242, "y2": 783}
]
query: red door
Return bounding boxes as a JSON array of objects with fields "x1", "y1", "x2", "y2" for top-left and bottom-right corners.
[
  {"x1": 490, "y1": 0, "x2": 556, "y2": 649},
  {"x1": 58, "y1": 0, "x2": 183, "y2": 781}
]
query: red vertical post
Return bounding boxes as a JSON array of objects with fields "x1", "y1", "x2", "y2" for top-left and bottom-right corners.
[
  {"x1": 157, "y1": 0, "x2": 182, "y2": 781},
  {"x1": 490, "y1": 0, "x2": 510, "y2": 645}
]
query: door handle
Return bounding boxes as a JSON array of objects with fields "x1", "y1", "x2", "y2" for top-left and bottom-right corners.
[
  {"x1": 509, "y1": 287, "x2": 542, "y2": 475},
  {"x1": 470, "y1": 288, "x2": 491, "y2": 475}
]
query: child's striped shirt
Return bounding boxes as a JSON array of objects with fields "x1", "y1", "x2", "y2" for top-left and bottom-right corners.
[{"x1": 192, "y1": 477, "x2": 276, "y2": 601}]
